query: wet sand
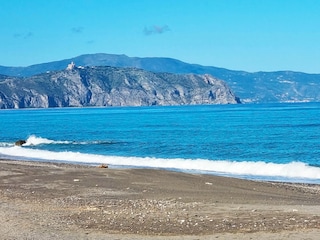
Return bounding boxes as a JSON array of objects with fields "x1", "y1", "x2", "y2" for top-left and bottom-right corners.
[{"x1": 0, "y1": 159, "x2": 320, "y2": 239}]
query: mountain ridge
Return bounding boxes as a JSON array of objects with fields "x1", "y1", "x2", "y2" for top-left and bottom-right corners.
[
  {"x1": 0, "y1": 53, "x2": 320, "y2": 103},
  {"x1": 0, "y1": 65, "x2": 240, "y2": 109}
]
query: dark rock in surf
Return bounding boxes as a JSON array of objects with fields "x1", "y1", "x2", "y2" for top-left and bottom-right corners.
[{"x1": 15, "y1": 140, "x2": 26, "y2": 146}]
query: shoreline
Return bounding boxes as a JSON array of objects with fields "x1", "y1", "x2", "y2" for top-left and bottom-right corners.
[
  {"x1": 1, "y1": 159, "x2": 320, "y2": 239},
  {"x1": 3, "y1": 156, "x2": 320, "y2": 185}
]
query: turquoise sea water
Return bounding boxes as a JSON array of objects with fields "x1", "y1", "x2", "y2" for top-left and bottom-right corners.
[{"x1": 0, "y1": 103, "x2": 319, "y2": 183}]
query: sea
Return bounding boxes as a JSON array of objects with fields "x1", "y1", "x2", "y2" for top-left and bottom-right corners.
[{"x1": 0, "y1": 102, "x2": 319, "y2": 184}]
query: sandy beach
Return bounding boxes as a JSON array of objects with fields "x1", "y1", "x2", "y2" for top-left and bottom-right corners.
[{"x1": 0, "y1": 159, "x2": 320, "y2": 239}]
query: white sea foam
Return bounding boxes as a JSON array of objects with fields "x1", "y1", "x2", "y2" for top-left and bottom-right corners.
[
  {"x1": 22, "y1": 135, "x2": 109, "y2": 146},
  {"x1": 23, "y1": 135, "x2": 72, "y2": 146},
  {"x1": 0, "y1": 142, "x2": 13, "y2": 147},
  {"x1": 0, "y1": 146, "x2": 320, "y2": 182}
]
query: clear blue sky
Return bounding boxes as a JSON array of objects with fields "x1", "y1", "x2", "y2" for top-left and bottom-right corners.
[{"x1": 1, "y1": 0, "x2": 319, "y2": 73}]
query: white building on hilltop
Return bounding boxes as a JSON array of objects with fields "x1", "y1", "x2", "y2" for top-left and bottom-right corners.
[{"x1": 66, "y1": 61, "x2": 76, "y2": 70}]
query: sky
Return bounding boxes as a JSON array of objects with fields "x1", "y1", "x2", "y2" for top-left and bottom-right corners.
[{"x1": 1, "y1": 0, "x2": 320, "y2": 73}]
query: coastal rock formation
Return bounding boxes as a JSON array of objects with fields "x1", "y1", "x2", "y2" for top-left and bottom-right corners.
[
  {"x1": 1, "y1": 53, "x2": 319, "y2": 103},
  {"x1": 0, "y1": 66, "x2": 240, "y2": 109},
  {"x1": 14, "y1": 140, "x2": 26, "y2": 146}
]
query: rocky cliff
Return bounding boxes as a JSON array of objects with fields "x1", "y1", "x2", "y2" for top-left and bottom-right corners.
[
  {"x1": 0, "y1": 66, "x2": 240, "y2": 109},
  {"x1": 1, "y1": 53, "x2": 319, "y2": 103}
]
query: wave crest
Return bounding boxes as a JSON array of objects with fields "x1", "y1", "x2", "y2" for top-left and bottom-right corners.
[
  {"x1": 24, "y1": 135, "x2": 57, "y2": 146},
  {"x1": 22, "y1": 135, "x2": 113, "y2": 146},
  {"x1": 0, "y1": 146, "x2": 319, "y2": 182}
]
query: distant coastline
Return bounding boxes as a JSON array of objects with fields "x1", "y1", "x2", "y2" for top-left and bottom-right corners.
[{"x1": 1, "y1": 53, "x2": 320, "y2": 104}]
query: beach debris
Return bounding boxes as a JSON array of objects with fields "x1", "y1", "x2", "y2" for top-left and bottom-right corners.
[
  {"x1": 73, "y1": 179, "x2": 80, "y2": 182},
  {"x1": 15, "y1": 140, "x2": 26, "y2": 146},
  {"x1": 98, "y1": 164, "x2": 108, "y2": 168}
]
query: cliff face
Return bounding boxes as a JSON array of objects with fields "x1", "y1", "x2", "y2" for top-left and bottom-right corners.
[
  {"x1": 0, "y1": 66, "x2": 240, "y2": 109},
  {"x1": 1, "y1": 53, "x2": 319, "y2": 103}
]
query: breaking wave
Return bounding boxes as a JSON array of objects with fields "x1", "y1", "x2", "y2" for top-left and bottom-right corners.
[
  {"x1": 22, "y1": 135, "x2": 113, "y2": 146},
  {"x1": 23, "y1": 135, "x2": 59, "y2": 146},
  {"x1": 0, "y1": 145, "x2": 320, "y2": 183}
]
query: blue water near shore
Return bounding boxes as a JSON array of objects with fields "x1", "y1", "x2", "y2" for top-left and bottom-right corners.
[{"x1": 0, "y1": 103, "x2": 320, "y2": 183}]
